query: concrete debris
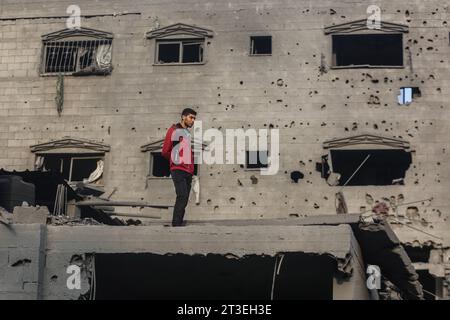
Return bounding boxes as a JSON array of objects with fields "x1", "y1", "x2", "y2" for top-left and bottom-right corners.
[
  {"x1": 50, "y1": 216, "x2": 103, "y2": 226},
  {"x1": 352, "y1": 219, "x2": 424, "y2": 300},
  {"x1": 12, "y1": 206, "x2": 49, "y2": 224}
]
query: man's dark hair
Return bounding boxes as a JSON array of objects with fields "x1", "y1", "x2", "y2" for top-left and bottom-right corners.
[{"x1": 182, "y1": 108, "x2": 197, "y2": 117}]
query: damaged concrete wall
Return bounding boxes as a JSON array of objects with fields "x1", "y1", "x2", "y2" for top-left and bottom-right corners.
[
  {"x1": 0, "y1": 1, "x2": 449, "y2": 247},
  {"x1": 0, "y1": 224, "x2": 46, "y2": 299},
  {"x1": 0, "y1": 223, "x2": 369, "y2": 299}
]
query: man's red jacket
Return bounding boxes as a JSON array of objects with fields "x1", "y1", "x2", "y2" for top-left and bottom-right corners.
[{"x1": 161, "y1": 123, "x2": 194, "y2": 175}]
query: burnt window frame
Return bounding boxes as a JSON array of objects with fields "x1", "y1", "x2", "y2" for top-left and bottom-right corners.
[
  {"x1": 40, "y1": 28, "x2": 114, "y2": 76},
  {"x1": 331, "y1": 33, "x2": 405, "y2": 69},
  {"x1": 38, "y1": 153, "x2": 105, "y2": 183},
  {"x1": 154, "y1": 39, "x2": 205, "y2": 65},
  {"x1": 249, "y1": 35, "x2": 272, "y2": 56},
  {"x1": 327, "y1": 148, "x2": 412, "y2": 186}
]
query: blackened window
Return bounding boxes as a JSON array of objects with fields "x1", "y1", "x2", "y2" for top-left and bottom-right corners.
[
  {"x1": 156, "y1": 40, "x2": 204, "y2": 64},
  {"x1": 332, "y1": 34, "x2": 403, "y2": 67},
  {"x1": 250, "y1": 36, "x2": 272, "y2": 55},
  {"x1": 151, "y1": 152, "x2": 198, "y2": 177}
]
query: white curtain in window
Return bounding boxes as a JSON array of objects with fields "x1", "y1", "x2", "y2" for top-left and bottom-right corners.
[
  {"x1": 35, "y1": 156, "x2": 44, "y2": 171},
  {"x1": 84, "y1": 160, "x2": 104, "y2": 184},
  {"x1": 95, "y1": 44, "x2": 112, "y2": 70}
]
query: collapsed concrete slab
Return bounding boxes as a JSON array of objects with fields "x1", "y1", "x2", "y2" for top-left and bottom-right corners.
[{"x1": 1, "y1": 223, "x2": 370, "y2": 300}]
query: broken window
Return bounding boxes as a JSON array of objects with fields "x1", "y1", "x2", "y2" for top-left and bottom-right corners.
[
  {"x1": 332, "y1": 34, "x2": 403, "y2": 67},
  {"x1": 156, "y1": 40, "x2": 204, "y2": 64},
  {"x1": 250, "y1": 36, "x2": 272, "y2": 55},
  {"x1": 41, "y1": 153, "x2": 104, "y2": 183},
  {"x1": 150, "y1": 152, "x2": 198, "y2": 177},
  {"x1": 319, "y1": 135, "x2": 412, "y2": 186},
  {"x1": 245, "y1": 150, "x2": 269, "y2": 169},
  {"x1": 327, "y1": 149, "x2": 412, "y2": 186},
  {"x1": 43, "y1": 39, "x2": 112, "y2": 75},
  {"x1": 398, "y1": 87, "x2": 421, "y2": 105}
]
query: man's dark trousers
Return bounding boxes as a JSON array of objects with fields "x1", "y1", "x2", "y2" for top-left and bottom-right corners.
[{"x1": 171, "y1": 169, "x2": 192, "y2": 226}]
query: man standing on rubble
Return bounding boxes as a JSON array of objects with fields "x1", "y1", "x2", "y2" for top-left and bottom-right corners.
[{"x1": 162, "y1": 108, "x2": 197, "y2": 227}]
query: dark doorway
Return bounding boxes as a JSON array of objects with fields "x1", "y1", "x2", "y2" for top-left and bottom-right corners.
[{"x1": 93, "y1": 253, "x2": 335, "y2": 300}]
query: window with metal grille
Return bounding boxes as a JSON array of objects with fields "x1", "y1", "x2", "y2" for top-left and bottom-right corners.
[
  {"x1": 42, "y1": 39, "x2": 112, "y2": 75},
  {"x1": 156, "y1": 40, "x2": 204, "y2": 64}
]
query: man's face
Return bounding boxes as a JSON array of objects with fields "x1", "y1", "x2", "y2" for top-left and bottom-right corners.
[{"x1": 182, "y1": 113, "x2": 196, "y2": 128}]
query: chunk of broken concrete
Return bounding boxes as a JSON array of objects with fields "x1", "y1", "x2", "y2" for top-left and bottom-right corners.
[{"x1": 12, "y1": 206, "x2": 49, "y2": 224}]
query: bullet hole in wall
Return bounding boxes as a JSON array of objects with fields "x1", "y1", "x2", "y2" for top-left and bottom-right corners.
[{"x1": 290, "y1": 171, "x2": 304, "y2": 183}]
